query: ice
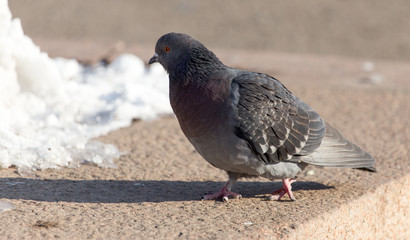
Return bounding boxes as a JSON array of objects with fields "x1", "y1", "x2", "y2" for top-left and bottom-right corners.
[
  {"x1": 0, "y1": 200, "x2": 14, "y2": 213},
  {"x1": 0, "y1": 0, "x2": 171, "y2": 174}
]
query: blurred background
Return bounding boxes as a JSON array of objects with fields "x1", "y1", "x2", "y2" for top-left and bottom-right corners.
[{"x1": 9, "y1": 0, "x2": 410, "y2": 62}]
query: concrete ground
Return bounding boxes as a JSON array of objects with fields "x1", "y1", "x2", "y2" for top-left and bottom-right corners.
[{"x1": 1, "y1": 1, "x2": 409, "y2": 239}]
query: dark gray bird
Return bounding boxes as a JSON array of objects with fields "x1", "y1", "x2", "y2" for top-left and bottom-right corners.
[{"x1": 149, "y1": 33, "x2": 375, "y2": 201}]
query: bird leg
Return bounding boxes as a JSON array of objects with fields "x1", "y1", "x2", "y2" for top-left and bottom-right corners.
[
  {"x1": 202, "y1": 172, "x2": 242, "y2": 202},
  {"x1": 268, "y1": 178, "x2": 297, "y2": 201}
]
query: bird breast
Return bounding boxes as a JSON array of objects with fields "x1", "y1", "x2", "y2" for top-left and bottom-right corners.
[{"x1": 170, "y1": 78, "x2": 232, "y2": 138}]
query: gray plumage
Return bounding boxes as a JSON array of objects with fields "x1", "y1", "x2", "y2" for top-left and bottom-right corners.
[{"x1": 149, "y1": 33, "x2": 375, "y2": 201}]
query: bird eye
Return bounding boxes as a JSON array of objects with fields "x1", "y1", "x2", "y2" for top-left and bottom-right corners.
[{"x1": 164, "y1": 46, "x2": 170, "y2": 52}]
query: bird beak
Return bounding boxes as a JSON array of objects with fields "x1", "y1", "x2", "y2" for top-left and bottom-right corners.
[{"x1": 149, "y1": 53, "x2": 158, "y2": 64}]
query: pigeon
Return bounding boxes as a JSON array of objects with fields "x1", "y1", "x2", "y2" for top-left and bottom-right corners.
[{"x1": 149, "y1": 33, "x2": 375, "y2": 202}]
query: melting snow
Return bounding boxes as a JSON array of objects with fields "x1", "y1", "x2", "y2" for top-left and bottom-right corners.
[{"x1": 0, "y1": 0, "x2": 171, "y2": 174}]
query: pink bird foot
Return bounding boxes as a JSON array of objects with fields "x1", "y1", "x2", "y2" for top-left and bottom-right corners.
[
  {"x1": 268, "y1": 178, "x2": 297, "y2": 201},
  {"x1": 202, "y1": 182, "x2": 242, "y2": 202}
]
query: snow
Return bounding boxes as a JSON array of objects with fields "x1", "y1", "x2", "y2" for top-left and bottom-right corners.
[
  {"x1": 0, "y1": 0, "x2": 171, "y2": 174},
  {"x1": 0, "y1": 200, "x2": 14, "y2": 213}
]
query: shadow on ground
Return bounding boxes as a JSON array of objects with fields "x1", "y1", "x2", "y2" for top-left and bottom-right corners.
[{"x1": 0, "y1": 178, "x2": 332, "y2": 203}]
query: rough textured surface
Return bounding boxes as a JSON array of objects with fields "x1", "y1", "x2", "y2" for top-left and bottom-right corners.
[
  {"x1": 0, "y1": 45, "x2": 409, "y2": 239},
  {"x1": 288, "y1": 175, "x2": 410, "y2": 240},
  {"x1": 2, "y1": 1, "x2": 409, "y2": 239}
]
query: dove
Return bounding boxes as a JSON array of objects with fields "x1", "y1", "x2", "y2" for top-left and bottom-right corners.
[{"x1": 149, "y1": 33, "x2": 375, "y2": 202}]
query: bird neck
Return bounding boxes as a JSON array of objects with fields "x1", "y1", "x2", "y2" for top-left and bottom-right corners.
[
  {"x1": 167, "y1": 46, "x2": 231, "y2": 136},
  {"x1": 169, "y1": 71, "x2": 229, "y2": 110},
  {"x1": 168, "y1": 48, "x2": 227, "y2": 107},
  {"x1": 170, "y1": 44, "x2": 222, "y2": 72}
]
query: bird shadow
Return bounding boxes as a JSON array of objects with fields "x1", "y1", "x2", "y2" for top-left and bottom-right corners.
[{"x1": 0, "y1": 177, "x2": 332, "y2": 203}]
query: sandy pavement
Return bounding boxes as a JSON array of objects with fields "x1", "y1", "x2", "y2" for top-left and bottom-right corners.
[
  {"x1": 1, "y1": 1, "x2": 410, "y2": 239},
  {"x1": 0, "y1": 45, "x2": 409, "y2": 239}
]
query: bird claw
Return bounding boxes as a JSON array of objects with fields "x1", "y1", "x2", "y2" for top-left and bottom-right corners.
[
  {"x1": 268, "y1": 178, "x2": 296, "y2": 201},
  {"x1": 268, "y1": 194, "x2": 296, "y2": 201},
  {"x1": 202, "y1": 185, "x2": 242, "y2": 202}
]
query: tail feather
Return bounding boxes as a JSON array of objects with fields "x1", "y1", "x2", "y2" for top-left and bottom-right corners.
[{"x1": 302, "y1": 122, "x2": 375, "y2": 171}]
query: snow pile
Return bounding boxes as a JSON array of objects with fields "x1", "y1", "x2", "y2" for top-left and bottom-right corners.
[{"x1": 0, "y1": 0, "x2": 171, "y2": 174}]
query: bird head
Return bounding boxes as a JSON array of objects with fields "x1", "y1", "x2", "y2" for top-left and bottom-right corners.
[
  {"x1": 149, "y1": 33, "x2": 195, "y2": 72},
  {"x1": 149, "y1": 33, "x2": 223, "y2": 75}
]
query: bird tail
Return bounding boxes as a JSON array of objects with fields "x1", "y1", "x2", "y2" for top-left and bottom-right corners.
[{"x1": 302, "y1": 122, "x2": 376, "y2": 172}]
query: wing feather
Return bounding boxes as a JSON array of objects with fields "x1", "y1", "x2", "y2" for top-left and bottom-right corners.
[{"x1": 232, "y1": 72, "x2": 325, "y2": 163}]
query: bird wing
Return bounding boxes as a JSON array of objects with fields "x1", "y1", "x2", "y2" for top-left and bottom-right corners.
[{"x1": 231, "y1": 72, "x2": 326, "y2": 163}]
